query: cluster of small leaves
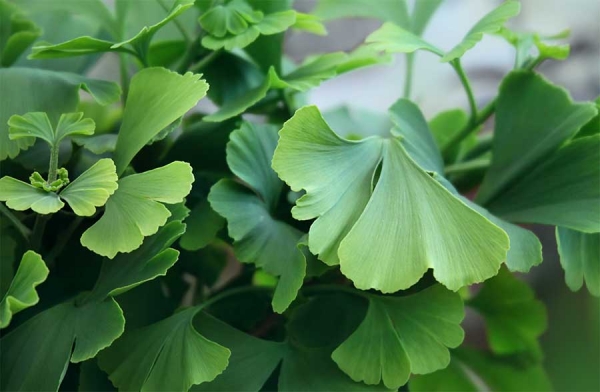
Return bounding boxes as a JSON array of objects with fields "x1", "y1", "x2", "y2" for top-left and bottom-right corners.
[{"x1": 0, "y1": 0, "x2": 598, "y2": 391}]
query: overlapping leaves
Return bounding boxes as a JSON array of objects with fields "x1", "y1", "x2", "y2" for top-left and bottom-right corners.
[
  {"x1": 208, "y1": 122, "x2": 308, "y2": 312},
  {"x1": 272, "y1": 104, "x2": 509, "y2": 292},
  {"x1": 0, "y1": 0, "x2": 41, "y2": 67}
]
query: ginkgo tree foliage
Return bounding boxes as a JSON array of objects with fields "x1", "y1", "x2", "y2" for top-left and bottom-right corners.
[{"x1": 0, "y1": 0, "x2": 597, "y2": 391}]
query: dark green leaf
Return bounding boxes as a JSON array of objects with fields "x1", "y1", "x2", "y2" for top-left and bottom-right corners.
[{"x1": 556, "y1": 227, "x2": 599, "y2": 296}]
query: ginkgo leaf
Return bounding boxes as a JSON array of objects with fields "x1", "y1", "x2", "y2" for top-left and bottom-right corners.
[
  {"x1": 0, "y1": 176, "x2": 64, "y2": 214},
  {"x1": 477, "y1": 71, "x2": 597, "y2": 206},
  {"x1": 209, "y1": 122, "x2": 306, "y2": 312},
  {"x1": 409, "y1": 348, "x2": 552, "y2": 392},
  {"x1": 556, "y1": 227, "x2": 599, "y2": 296},
  {"x1": 0, "y1": 251, "x2": 48, "y2": 328},
  {"x1": 59, "y1": 158, "x2": 118, "y2": 216},
  {"x1": 441, "y1": 1, "x2": 520, "y2": 62},
  {"x1": 72, "y1": 133, "x2": 118, "y2": 154},
  {"x1": 469, "y1": 268, "x2": 547, "y2": 359},
  {"x1": 0, "y1": 0, "x2": 41, "y2": 66},
  {"x1": 272, "y1": 105, "x2": 509, "y2": 292},
  {"x1": 8, "y1": 111, "x2": 95, "y2": 148},
  {"x1": 366, "y1": 22, "x2": 443, "y2": 56},
  {"x1": 313, "y1": 0, "x2": 410, "y2": 28},
  {"x1": 0, "y1": 297, "x2": 124, "y2": 391},
  {"x1": 0, "y1": 68, "x2": 120, "y2": 160},
  {"x1": 180, "y1": 198, "x2": 225, "y2": 251},
  {"x1": 87, "y1": 221, "x2": 185, "y2": 302},
  {"x1": 192, "y1": 312, "x2": 285, "y2": 392},
  {"x1": 485, "y1": 135, "x2": 600, "y2": 233},
  {"x1": 199, "y1": 0, "x2": 262, "y2": 37},
  {"x1": 98, "y1": 307, "x2": 230, "y2": 392},
  {"x1": 80, "y1": 161, "x2": 194, "y2": 258},
  {"x1": 113, "y1": 68, "x2": 208, "y2": 174},
  {"x1": 331, "y1": 285, "x2": 464, "y2": 389},
  {"x1": 29, "y1": 0, "x2": 195, "y2": 60},
  {"x1": 292, "y1": 13, "x2": 327, "y2": 35}
]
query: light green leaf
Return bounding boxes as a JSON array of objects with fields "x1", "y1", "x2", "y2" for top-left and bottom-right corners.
[
  {"x1": 411, "y1": 0, "x2": 444, "y2": 35},
  {"x1": 499, "y1": 27, "x2": 571, "y2": 68},
  {"x1": 0, "y1": 251, "x2": 48, "y2": 329},
  {"x1": 59, "y1": 158, "x2": 118, "y2": 216},
  {"x1": 192, "y1": 312, "x2": 285, "y2": 392},
  {"x1": 477, "y1": 71, "x2": 598, "y2": 206},
  {"x1": 98, "y1": 307, "x2": 230, "y2": 392},
  {"x1": 30, "y1": 0, "x2": 195, "y2": 60},
  {"x1": 322, "y1": 105, "x2": 392, "y2": 139},
  {"x1": 272, "y1": 106, "x2": 508, "y2": 292},
  {"x1": 72, "y1": 134, "x2": 118, "y2": 154},
  {"x1": 556, "y1": 227, "x2": 599, "y2": 296},
  {"x1": 441, "y1": 1, "x2": 521, "y2": 62},
  {"x1": 469, "y1": 268, "x2": 547, "y2": 358},
  {"x1": 486, "y1": 135, "x2": 600, "y2": 232},
  {"x1": 293, "y1": 13, "x2": 327, "y2": 35},
  {"x1": 0, "y1": 176, "x2": 64, "y2": 214},
  {"x1": 0, "y1": 0, "x2": 41, "y2": 66},
  {"x1": 113, "y1": 68, "x2": 208, "y2": 174},
  {"x1": 180, "y1": 198, "x2": 225, "y2": 251},
  {"x1": 209, "y1": 123, "x2": 306, "y2": 312},
  {"x1": 332, "y1": 285, "x2": 464, "y2": 389},
  {"x1": 0, "y1": 68, "x2": 120, "y2": 160},
  {"x1": 0, "y1": 297, "x2": 124, "y2": 391},
  {"x1": 88, "y1": 221, "x2": 185, "y2": 301},
  {"x1": 199, "y1": 0, "x2": 262, "y2": 37},
  {"x1": 366, "y1": 22, "x2": 443, "y2": 56},
  {"x1": 409, "y1": 348, "x2": 552, "y2": 392},
  {"x1": 314, "y1": 0, "x2": 410, "y2": 28},
  {"x1": 80, "y1": 161, "x2": 194, "y2": 258},
  {"x1": 8, "y1": 112, "x2": 95, "y2": 147}
]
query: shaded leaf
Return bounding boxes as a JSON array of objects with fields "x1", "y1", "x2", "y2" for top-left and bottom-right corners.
[
  {"x1": 98, "y1": 307, "x2": 230, "y2": 392},
  {"x1": 80, "y1": 161, "x2": 194, "y2": 258},
  {"x1": 72, "y1": 134, "x2": 118, "y2": 154},
  {"x1": 314, "y1": 0, "x2": 410, "y2": 28},
  {"x1": 0, "y1": 297, "x2": 124, "y2": 391},
  {"x1": 409, "y1": 348, "x2": 552, "y2": 392},
  {"x1": 272, "y1": 106, "x2": 508, "y2": 292},
  {"x1": 477, "y1": 71, "x2": 597, "y2": 206},
  {"x1": 0, "y1": 251, "x2": 48, "y2": 328},
  {"x1": 113, "y1": 68, "x2": 208, "y2": 174},
  {"x1": 179, "y1": 198, "x2": 225, "y2": 251},
  {"x1": 0, "y1": 0, "x2": 41, "y2": 66},
  {"x1": 332, "y1": 285, "x2": 464, "y2": 389},
  {"x1": 556, "y1": 227, "x2": 599, "y2": 296},
  {"x1": 209, "y1": 123, "x2": 305, "y2": 312},
  {"x1": 469, "y1": 268, "x2": 547, "y2": 358}
]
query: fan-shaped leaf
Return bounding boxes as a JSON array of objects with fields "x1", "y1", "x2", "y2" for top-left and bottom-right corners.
[
  {"x1": 0, "y1": 0, "x2": 40, "y2": 66},
  {"x1": 0, "y1": 297, "x2": 124, "y2": 391},
  {"x1": 98, "y1": 307, "x2": 230, "y2": 392},
  {"x1": 0, "y1": 251, "x2": 48, "y2": 328},
  {"x1": 80, "y1": 161, "x2": 194, "y2": 258},
  {"x1": 272, "y1": 106, "x2": 508, "y2": 292},
  {"x1": 0, "y1": 176, "x2": 64, "y2": 214},
  {"x1": 113, "y1": 68, "x2": 208, "y2": 174},
  {"x1": 332, "y1": 285, "x2": 464, "y2": 389},
  {"x1": 366, "y1": 22, "x2": 443, "y2": 56},
  {"x1": 469, "y1": 268, "x2": 547, "y2": 358},
  {"x1": 556, "y1": 227, "x2": 599, "y2": 296},
  {"x1": 209, "y1": 122, "x2": 306, "y2": 312}
]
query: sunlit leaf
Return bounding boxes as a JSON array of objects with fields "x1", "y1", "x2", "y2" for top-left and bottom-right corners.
[
  {"x1": 80, "y1": 161, "x2": 194, "y2": 258},
  {"x1": 293, "y1": 13, "x2": 327, "y2": 35},
  {"x1": 98, "y1": 307, "x2": 230, "y2": 391},
  {"x1": 469, "y1": 268, "x2": 547, "y2": 359},
  {"x1": 332, "y1": 285, "x2": 464, "y2": 389},
  {"x1": 0, "y1": 176, "x2": 64, "y2": 214},
  {"x1": 556, "y1": 227, "x2": 599, "y2": 296},
  {"x1": 0, "y1": 251, "x2": 48, "y2": 328},
  {"x1": 441, "y1": 1, "x2": 520, "y2": 62},
  {"x1": 0, "y1": 68, "x2": 120, "y2": 160},
  {"x1": 409, "y1": 348, "x2": 552, "y2": 392},
  {"x1": 8, "y1": 112, "x2": 95, "y2": 147},
  {"x1": 366, "y1": 22, "x2": 443, "y2": 56},
  {"x1": 0, "y1": 297, "x2": 124, "y2": 391},
  {"x1": 272, "y1": 106, "x2": 508, "y2": 292},
  {"x1": 113, "y1": 68, "x2": 208, "y2": 174},
  {"x1": 209, "y1": 122, "x2": 306, "y2": 312},
  {"x1": 477, "y1": 72, "x2": 597, "y2": 207}
]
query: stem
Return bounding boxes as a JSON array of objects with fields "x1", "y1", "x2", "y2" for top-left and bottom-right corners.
[
  {"x1": 119, "y1": 53, "x2": 130, "y2": 104},
  {"x1": 460, "y1": 133, "x2": 493, "y2": 161},
  {"x1": 47, "y1": 143, "x2": 59, "y2": 183},
  {"x1": 451, "y1": 59, "x2": 478, "y2": 121},
  {"x1": 442, "y1": 99, "x2": 496, "y2": 155},
  {"x1": 30, "y1": 215, "x2": 49, "y2": 252},
  {"x1": 45, "y1": 217, "x2": 83, "y2": 265},
  {"x1": 444, "y1": 157, "x2": 491, "y2": 175},
  {"x1": 403, "y1": 54, "x2": 414, "y2": 98},
  {"x1": 188, "y1": 49, "x2": 221, "y2": 73},
  {"x1": 0, "y1": 203, "x2": 31, "y2": 240}
]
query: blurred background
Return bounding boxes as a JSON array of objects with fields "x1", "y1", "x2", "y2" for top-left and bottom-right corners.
[{"x1": 14, "y1": 0, "x2": 600, "y2": 390}]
